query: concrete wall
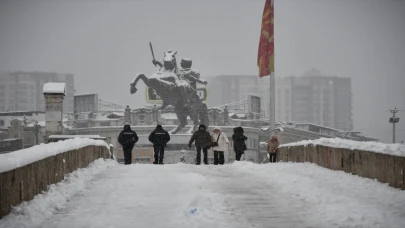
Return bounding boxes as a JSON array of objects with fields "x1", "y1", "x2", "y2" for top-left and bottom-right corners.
[
  {"x1": 0, "y1": 145, "x2": 110, "y2": 218},
  {"x1": 278, "y1": 145, "x2": 405, "y2": 190}
]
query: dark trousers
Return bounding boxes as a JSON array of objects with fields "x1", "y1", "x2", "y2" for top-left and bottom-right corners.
[
  {"x1": 269, "y1": 153, "x2": 277, "y2": 163},
  {"x1": 196, "y1": 147, "x2": 208, "y2": 165},
  {"x1": 235, "y1": 150, "x2": 243, "y2": 161},
  {"x1": 123, "y1": 148, "x2": 132, "y2": 165},
  {"x1": 153, "y1": 145, "x2": 164, "y2": 164},
  {"x1": 214, "y1": 151, "x2": 225, "y2": 165}
]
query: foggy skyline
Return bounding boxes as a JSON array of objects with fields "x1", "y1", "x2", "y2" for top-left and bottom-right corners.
[{"x1": 0, "y1": 0, "x2": 404, "y2": 142}]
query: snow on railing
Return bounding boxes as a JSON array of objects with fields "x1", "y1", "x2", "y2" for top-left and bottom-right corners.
[
  {"x1": 281, "y1": 137, "x2": 405, "y2": 157},
  {"x1": 0, "y1": 138, "x2": 110, "y2": 173}
]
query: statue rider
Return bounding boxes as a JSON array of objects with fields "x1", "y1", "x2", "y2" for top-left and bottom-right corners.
[
  {"x1": 178, "y1": 58, "x2": 207, "y2": 90},
  {"x1": 178, "y1": 58, "x2": 209, "y2": 127},
  {"x1": 152, "y1": 57, "x2": 207, "y2": 90}
]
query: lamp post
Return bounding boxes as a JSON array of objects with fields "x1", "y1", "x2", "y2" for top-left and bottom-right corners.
[
  {"x1": 34, "y1": 120, "x2": 40, "y2": 145},
  {"x1": 389, "y1": 108, "x2": 402, "y2": 143}
]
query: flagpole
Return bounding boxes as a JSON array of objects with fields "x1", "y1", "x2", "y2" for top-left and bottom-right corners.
[{"x1": 270, "y1": 72, "x2": 275, "y2": 137}]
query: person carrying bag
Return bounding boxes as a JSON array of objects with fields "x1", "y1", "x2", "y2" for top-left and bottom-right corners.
[
  {"x1": 212, "y1": 133, "x2": 221, "y2": 147},
  {"x1": 211, "y1": 127, "x2": 229, "y2": 165}
]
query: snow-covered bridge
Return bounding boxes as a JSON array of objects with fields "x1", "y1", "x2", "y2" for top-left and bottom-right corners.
[{"x1": 1, "y1": 139, "x2": 405, "y2": 228}]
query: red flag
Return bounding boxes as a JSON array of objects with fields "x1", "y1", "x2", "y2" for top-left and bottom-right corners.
[{"x1": 258, "y1": 0, "x2": 274, "y2": 77}]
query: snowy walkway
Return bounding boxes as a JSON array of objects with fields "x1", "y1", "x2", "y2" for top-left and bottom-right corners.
[{"x1": 2, "y1": 161, "x2": 405, "y2": 228}]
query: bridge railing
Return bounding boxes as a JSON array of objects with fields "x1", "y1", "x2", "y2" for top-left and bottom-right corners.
[
  {"x1": 0, "y1": 138, "x2": 112, "y2": 218},
  {"x1": 277, "y1": 138, "x2": 405, "y2": 190}
]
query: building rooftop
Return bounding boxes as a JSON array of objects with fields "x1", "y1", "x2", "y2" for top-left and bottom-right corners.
[{"x1": 0, "y1": 111, "x2": 45, "y2": 116}]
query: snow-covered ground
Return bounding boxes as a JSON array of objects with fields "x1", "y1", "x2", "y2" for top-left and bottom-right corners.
[
  {"x1": 1, "y1": 161, "x2": 404, "y2": 228},
  {"x1": 281, "y1": 137, "x2": 405, "y2": 157},
  {"x1": 0, "y1": 158, "x2": 116, "y2": 228}
]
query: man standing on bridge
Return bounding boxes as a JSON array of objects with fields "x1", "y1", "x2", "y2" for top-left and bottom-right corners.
[
  {"x1": 118, "y1": 124, "x2": 139, "y2": 165},
  {"x1": 148, "y1": 125, "x2": 171, "y2": 165},
  {"x1": 188, "y1": 124, "x2": 212, "y2": 165}
]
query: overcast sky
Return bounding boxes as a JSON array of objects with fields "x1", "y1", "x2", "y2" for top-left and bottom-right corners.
[{"x1": 0, "y1": 0, "x2": 404, "y2": 142}]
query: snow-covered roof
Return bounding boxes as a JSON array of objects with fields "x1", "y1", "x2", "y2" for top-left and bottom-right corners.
[
  {"x1": 43, "y1": 83, "x2": 66, "y2": 94},
  {"x1": 281, "y1": 137, "x2": 405, "y2": 157},
  {"x1": 295, "y1": 122, "x2": 340, "y2": 132},
  {"x1": 74, "y1": 93, "x2": 97, "y2": 97},
  {"x1": 0, "y1": 138, "x2": 20, "y2": 142},
  {"x1": 0, "y1": 111, "x2": 45, "y2": 116},
  {"x1": 161, "y1": 113, "x2": 177, "y2": 120},
  {"x1": 48, "y1": 135, "x2": 103, "y2": 139},
  {"x1": 0, "y1": 138, "x2": 109, "y2": 173},
  {"x1": 230, "y1": 113, "x2": 246, "y2": 119},
  {"x1": 26, "y1": 120, "x2": 46, "y2": 127},
  {"x1": 161, "y1": 113, "x2": 191, "y2": 120},
  {"x1": 106, "y1": 112, "x2": 124, "y2": 119}
]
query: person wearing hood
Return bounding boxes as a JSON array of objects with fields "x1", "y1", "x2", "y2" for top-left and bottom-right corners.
[
  {"x1": 232, "y1": 127, "x2": 248, "y2": 161},
  {"x1": 267, "y1": 135, "x2": 280, "y2": 163},
  {"x1": 188, "y1": 124, "x2": 212, "y2": 165},
  {"x1": 118, "y1": 125, "x2": 139, "y2": 165},
  {"x1": 211, "y1": 127, "x2": 229, "y2": 165},
  {"x1": 149, "y1": 125, "x2": 170, "y2": 165}
]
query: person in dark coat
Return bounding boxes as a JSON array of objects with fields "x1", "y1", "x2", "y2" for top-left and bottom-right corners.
[
  {"x1": 149, "y1": 125, "x2": 170, "y2": 165},
  {"x1": 188, "y1": 124, "x2": 212, "y2": 165},
  {"x1": 118, "y1": 125, "x2": 139, "y2": 165},
  {"x1": 232, "y1": 127, "x2": 248, "y2": 161}
]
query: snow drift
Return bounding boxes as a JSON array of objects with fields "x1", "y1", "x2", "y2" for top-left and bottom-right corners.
[
  {"x1": 281, "y1": 137, "x2": 405, "y2": 157},
  {"x1": 0, "y1": 138, "x2": 110, "y2": 173}
]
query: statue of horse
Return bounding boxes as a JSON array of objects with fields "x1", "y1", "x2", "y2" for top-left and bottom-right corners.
[{"x1": 130, "y1": 50, "x2": 205, "y2": 134}]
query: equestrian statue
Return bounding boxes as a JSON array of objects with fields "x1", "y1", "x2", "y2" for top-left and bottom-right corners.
[{"x1": 130, "y1": 43, "x2": 209, "y2": 134}]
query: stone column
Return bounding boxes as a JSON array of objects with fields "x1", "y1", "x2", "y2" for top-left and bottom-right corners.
[
  {"x1": 43, "y1": 83, "x2": 65, "y2": 141},
  {"x1": 223, "y1": 106, "x2": 229, "y2": 126},
  {"x1": 124, "y1": 105, "x2": 131, "y2": 125},
  {"x1": 153, "y1": 105, "x2": 159, "y2": 125}
]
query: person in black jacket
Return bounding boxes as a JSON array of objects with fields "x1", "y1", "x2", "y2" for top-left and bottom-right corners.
[
  {"x1": 188, "y1": 124, "x2": 212, "y2": 165},
  {"x1": 149, "y1": 125, "x2": 170, "y2": 165},
  {"x1": 118, "y1": 125, "x2": 139, "y2": 165},
  {"x1": 232, "y1": 127, "x2": 248, "y2": 161}
]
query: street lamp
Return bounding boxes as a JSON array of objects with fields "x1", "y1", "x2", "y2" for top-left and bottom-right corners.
[
  {"x1": 34, "y1": 120, "x2": 40, "y2": 145},
  {"x1": 389, "y1": 108, "x2": 402, "y2": 143}
]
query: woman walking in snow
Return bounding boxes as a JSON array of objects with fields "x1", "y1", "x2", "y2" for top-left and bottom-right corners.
[
  {"x1": 232, "y1": 127, "x2": 248, "y2": 161},
  {"x1": 211, "y1": 127, "x2": 229, "y2": 165},
  {"x1": 267, "y1": 135, "x2": 280, "y2": 163}
]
